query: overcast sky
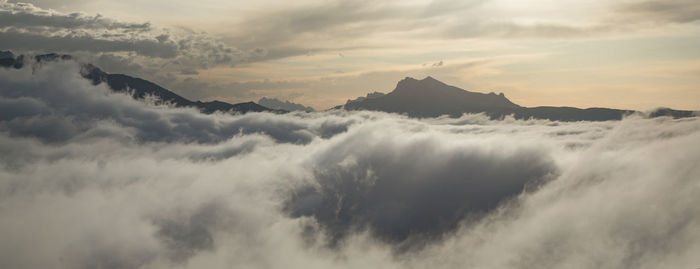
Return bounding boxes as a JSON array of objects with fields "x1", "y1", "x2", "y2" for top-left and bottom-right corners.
[{"x1": 2, "y1": 0, "x2": 699, "y2": 110}]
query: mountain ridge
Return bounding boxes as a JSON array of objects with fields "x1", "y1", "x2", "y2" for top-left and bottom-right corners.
[
  {"x1": 1, "y1": 51, "x2": 275, "y2": 115},
  {"x1": 2, "y1": 51, "x2": 695, "y2": 121},
  {"x1": 342, "y1": 76, "x2": 696, "y2": 121},
  {"x1": 258, "y1": 97, "x2": 314, "y2": 112},
  {"x1": 344, "y1": 76, "x2": 520, "y2": 117}
]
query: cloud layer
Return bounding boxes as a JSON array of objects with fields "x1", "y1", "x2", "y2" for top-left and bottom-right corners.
[
  {"x1": 0, "y1": 1, "x2": 257, "y2": 78},
  {"x1": 1, "y1": 61, "x2": 700, "y2": 268}
]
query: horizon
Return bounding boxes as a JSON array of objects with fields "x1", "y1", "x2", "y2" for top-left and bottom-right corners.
[
  {"x1": 1, "y1": 49, "x2": 695, "y2": 112},
  {"x1": 1, "y1": 0, "x2": 699, "y2": 110},
  {"x1": 2, "y1": 2, "x2": 700, "y2": 268}
]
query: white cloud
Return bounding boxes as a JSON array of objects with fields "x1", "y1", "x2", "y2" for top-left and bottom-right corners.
[{"x1": 1, "y1": 61, "x2": 699, "y2": 268}]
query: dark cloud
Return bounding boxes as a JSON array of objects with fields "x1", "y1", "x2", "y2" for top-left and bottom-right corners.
[
  {"x1": 153, "y1": 203, "x2": 225, "y2": 262},
  {"x1": 618, "y1": 0, "x2": 700, "y2": 24},
  {"x1": 0, "y1": 2, "x2": 150, "y2": 31},
  {"x1": 5, "y1": 0, "x2": 89, "y2": 9},
  {"x1": 91, "y1": 53, "x2": 145, "y2": 75},
  {"x1": 0, "y1": 30, "x2": 178, "y2": 58},
  {"x1": 1, "y1": 60, "x2": 700, "y2": 268},
  {"x1": 285, "y1": 133, "x2": 556, "y2": 249},
  {"x1": 0, "y1": 1, "x2": 251, "y2": 84}
]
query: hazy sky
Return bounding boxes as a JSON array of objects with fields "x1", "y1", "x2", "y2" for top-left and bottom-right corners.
[{"x1": 2, "y1": 0, "x2": 699, "y2": 110}]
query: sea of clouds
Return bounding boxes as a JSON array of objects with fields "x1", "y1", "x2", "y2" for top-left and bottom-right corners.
[{"x1": 1, "y1": 62, "x2": 699, "y2": 269}]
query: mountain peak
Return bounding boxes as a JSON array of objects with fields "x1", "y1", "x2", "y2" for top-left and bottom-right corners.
[
  {"x1": 398, "y1": 76, "x2": 439, "y2": 84},
  {"x1": 394, "y1": 76, "x2": 455, "y2": 95},
  {"x1": 399, "y1": 76, "x2": 417, "y2": 83},
  {"x1": 344, "y1": 76, "x2": 520, "y2": 117}
]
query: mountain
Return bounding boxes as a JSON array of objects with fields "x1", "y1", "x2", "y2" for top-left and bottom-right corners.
[
  {"x1": 3, "y1": 51, "x2": 695, "y2": 121},
  {"x1": 345, "y1": 77, "x2": 519, "y2": 117},
  {"x1": 342, "y1": 76, "x2": 696, "y2": 121},
  {"x1": 1, "y1": 51, "x2": 273, "y2": 115},
  {"x1": 0, "y1": 51, "x2": 23, "y2": 69},
  {"x1": 80, "y1": 64, "x2": 272, "y2": 114},
  {"x1": 332, "y1": 91, "x2": 385, "y2": 110},
  {"x1": 258, "y1": 97, "x2": 314, "y2": 112}
]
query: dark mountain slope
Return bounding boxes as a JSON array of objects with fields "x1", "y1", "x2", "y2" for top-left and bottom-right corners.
[
  {"x1": 1, "y1": 51, "x2": 272, "y2": 114},
  {"x1": 81, "y1": 64, "x2": 271, "y2": 114},
  {"x1": 515, "y1": 106, "x2": 634, "y2": 122}
]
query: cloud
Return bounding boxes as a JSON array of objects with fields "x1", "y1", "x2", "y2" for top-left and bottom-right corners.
[
  {"x1": 441, "y1": 21, "x2": 611, "y2": 39},
  {"x1": 0, "y1": 61, "x2": 355, "y2": 144},
  {"x1": 4, "y1": 0, "x2": 89, "y2": 9},
  {"x1": 0, "y1": 1, "x2": 253, "y2": 81},
  {"x1": 1, "y1": 61, "x2": 700, "y2": 268},
  {"x1": 226, "y1": 0, "x2": 485, "y2": 51},
  {"x1": 0, "y1": 1, "x2": 168, "y2": 58},
  {"x1": 0, "y1": 29, "x2": 178, "y2": 58},
  {"x1": 163, "y1": 77, "x2": 313, "y2": 104},
  {"x1": 224, "y1": 0, "x2": 700, "y2": 59},
  {"x1": 0, "y1": 1, "x2": 150, "y2": 30},
  {"x1": 617, "y1": 0, "x2": 700, "y2": 24},
  {"x1": 284, "y1": 128, "x2": 557, "y2": 249}
]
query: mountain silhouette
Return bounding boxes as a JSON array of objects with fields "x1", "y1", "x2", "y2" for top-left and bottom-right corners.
[
  {"x1": 81, "y1": 64, "x2": 272, "y2": 114},
  {"x1": 345, "y1": 76, "x2": 519, "y2": 117},
  {"x1": 343, "y1": 76, "x2": 696, "y2": 121},
  {"x1": 258, "y1": 97, "x2": 314, "y2": 112},
  {"x1": 1, "y1": 51, "x2": 273, "y2": 114},
  {"x1": 2, "y1": 51, "x2": 696, "y2": 120}
]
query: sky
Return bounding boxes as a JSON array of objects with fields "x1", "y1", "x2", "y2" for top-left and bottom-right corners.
[{"x1": 1, "y1": 0, "x2": 699, "y2": 110}]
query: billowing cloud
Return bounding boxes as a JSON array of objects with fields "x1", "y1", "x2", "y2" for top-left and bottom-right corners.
[
  {"x1": 0, "y1": 29, "x2": 178, "y2": 58},
  {"x1": 1, "y1": 61, "x2": 700, "y2": 268},
  {"x1": 285, "y1": 132, "x2": 557, "y2": 249},
  {"x1": 0, "y1": 1, "x2": 150, "y2": 30},
  {"x1": 0, "y1": 1, "x2": 253, "y2": 79},
  {"x1": 0, "y1": 1, "x2": 171, "y2": 58},
  {"x1": 0, "y1": 62, "x2": 354, "y2": 144}
]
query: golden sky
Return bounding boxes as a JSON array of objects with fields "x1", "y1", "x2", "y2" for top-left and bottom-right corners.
[{"x1": 3, "y1": 0, "x2": 700, "y2": 110}]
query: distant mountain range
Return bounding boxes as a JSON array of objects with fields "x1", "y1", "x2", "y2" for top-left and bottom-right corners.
[
  {"x1": 1, "y1": 51, "x2": 696, "y2": 121},
  {"x1": 1, "y1": 51, "x2": 273, "y2": 114},
  {"x1": 259, "y1": 97, "x2": 314, "y2": 112},
  {"x1": 342, "y1": 76, "x2": 697, "y2": 121}
]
